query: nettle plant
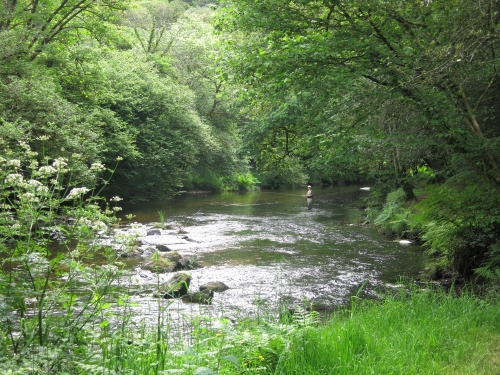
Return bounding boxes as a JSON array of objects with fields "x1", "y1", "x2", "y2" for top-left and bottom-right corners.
[{"x1": 0, "y1": 138, "x2": 124, "y2": 373}]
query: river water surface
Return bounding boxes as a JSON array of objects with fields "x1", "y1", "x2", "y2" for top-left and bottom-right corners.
[{"x1": 116, "y1": 185, "x2": 424, "y2": 321}]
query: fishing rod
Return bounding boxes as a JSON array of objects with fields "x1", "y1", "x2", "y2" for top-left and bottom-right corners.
[
  {"x1": 178, "y1": 207, "x2": 203, "y2": 233},
  {"x1": 259, "y1": 191, "x2": 305, "y2": 197}
]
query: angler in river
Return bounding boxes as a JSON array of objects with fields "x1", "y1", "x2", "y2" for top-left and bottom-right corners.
[{"x1": 305, "y1": 184, "x2": 313, "y2": 210}]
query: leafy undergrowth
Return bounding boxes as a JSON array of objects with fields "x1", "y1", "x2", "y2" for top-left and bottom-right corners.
[
  {"x1": 1, "y1": 279, "x2": 498, "y2": 375},
  {"x1": 18, "y1": 285, "x2": 494, "y2": 375}
]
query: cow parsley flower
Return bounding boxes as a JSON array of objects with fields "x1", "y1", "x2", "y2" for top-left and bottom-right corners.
[
  {"x1": 5, "y1": 173, "x2": 24, "y2": 185},
  {"x1": 38, "y1": 166, "x2": 57, "y2": 176},
  {"x1": 66, "y1": 187, "x2": 90, "y2": 200},
  {"x1": 90, "y1": 162, "x2": 106, "y2": 171}
]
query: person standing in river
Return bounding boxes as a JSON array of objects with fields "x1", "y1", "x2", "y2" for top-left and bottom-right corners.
[
  {"x1": 305, "y1": 185, "x2": 313, "y2": 210},
  {"x1": 306, "y1": 185, "x2": 313, "y2": 197}
]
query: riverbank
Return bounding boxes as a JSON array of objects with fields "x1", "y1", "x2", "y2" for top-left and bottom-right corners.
[{"x1": 9, "y1": 282, "x2": 497, "y2": 374}]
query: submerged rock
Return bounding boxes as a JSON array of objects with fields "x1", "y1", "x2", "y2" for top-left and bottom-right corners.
[
  {"x1": 147, "y1": 229, "x2": 161, "y2": 236},
  {"x1": 141, "y1": 251, "x2": 202, "y2": 273},
  {"x1": 199, "y1": 281, "x2": 229, "y2": 293}
]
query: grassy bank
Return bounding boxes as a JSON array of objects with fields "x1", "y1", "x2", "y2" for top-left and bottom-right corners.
[{"x1": 31, "y1": 285, "x2": 496, "y2": 375}]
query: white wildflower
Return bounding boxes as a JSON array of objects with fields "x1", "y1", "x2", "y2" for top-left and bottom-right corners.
[
  {"x1": 5, "y1": 173, "x2": 24, "y2": 185},
  {"x1": 18, "y1": 141, "x2": 30, "y2": 150},
  {"x1": 90, "y1": 162, "x2": 106, "y2": 171},
  {"x1": 52, "y1": 157, "x2": 67, "y2": 169},
  {"x1": 37, "y1": 186, "x2": 49, "y2": 194},
  {"x1": 110, "y1": 196, "x2": 123, "y2": 202},
  {"x1": 20, "y1": 192, "x2": 39, "y2": 203},
  {"x1": 112, "y1": 206, "x2": 122, "y2": 212},
  {"x1": 27, "y1": 179, "x2": 43, "y2": 187},
  {"x1": 116, "y1": 156, "x2": 123, "y2": 161},
  {"x1": 7, "y1": 159, "x2": 21, "y2": 168},
  {"x1": 91, "y1": 221, "x2": 108, "y2": 231},
  {"x1": 36, "y1": 135, "x2": 49, "y2": 141},
  {"x1": 66, "y1": 187, "x2": 90, "y2": 200},
  {"x1": 29, "y1": 159, "x2": 39, "y2": 169},
  {"x1": 38, "y1": 165, "x2": 57, "y2": 176}
]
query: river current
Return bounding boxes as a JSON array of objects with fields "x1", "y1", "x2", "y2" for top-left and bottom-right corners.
[{"x1": 115, "y1": 185, "x2": 424, "y2": 322}]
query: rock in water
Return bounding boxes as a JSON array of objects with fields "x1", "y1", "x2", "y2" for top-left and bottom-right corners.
[
  {"x1": 158, "y1": 272, "x2": 192, "y2": 299},
  {"x1": 200, "y1": 281, "x2": 230, "y2": 293}
]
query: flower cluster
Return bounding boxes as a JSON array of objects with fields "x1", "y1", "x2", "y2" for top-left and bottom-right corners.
[
  {"x1": 66, "y1": 187, "x2": 90, "y2": 200},
  {"x1": 90, "y1": 162, "x2": 106, "y2": 171}
]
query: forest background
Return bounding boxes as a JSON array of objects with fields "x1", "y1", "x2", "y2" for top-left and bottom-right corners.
[{"x1": 1, "y1": 0, "x2": 500, "y2": 288}]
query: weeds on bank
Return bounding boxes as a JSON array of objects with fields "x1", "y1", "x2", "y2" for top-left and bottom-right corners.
[
  {"x1": 72, "y1": 283, "x2": 499, "y2": 375},
  {"x1": 0, "y1": 138, "x2": 126, "y2": 374}
]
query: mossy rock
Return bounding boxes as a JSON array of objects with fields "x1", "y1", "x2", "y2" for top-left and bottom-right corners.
[
  {"x1": 159, "y1": 272, "x2": 192, "y2": 299},
  {"x1": 200, "y1": 281, "x2": 229, "y2": 293},
  {"x1": 142, "y1": 256, "x2": 175, "y2": 273},
  {"x1": 181, "y1": 289, "x2": 214, "y2": 305}
]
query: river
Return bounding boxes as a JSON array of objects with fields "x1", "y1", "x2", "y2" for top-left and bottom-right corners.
[{"x1": 114, "y1": 185, "x2": 424, "y2": 323}]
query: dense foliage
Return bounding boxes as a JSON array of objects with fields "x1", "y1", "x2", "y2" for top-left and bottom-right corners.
[
  {"x1": 214, "y1": 0, "x2": 500, "y2": 279},
  {"x1": 0, "y1": 0, "x2": 249, "y2": 201}
]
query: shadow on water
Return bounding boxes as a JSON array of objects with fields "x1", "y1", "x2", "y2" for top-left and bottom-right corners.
[{"x1": 117, "y1": 185, "x2": 425, "y2": 319}]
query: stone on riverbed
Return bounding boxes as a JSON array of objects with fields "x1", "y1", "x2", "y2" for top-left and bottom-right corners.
[
  {"x1": 147, "y1": 229, "x2": 161, "y2": 236},
  {"x1": 157, "y1": 272, "x2": 192, "y2": 299},
  {"x1": 181, "y1": 289, "x2": 214, "y2": 305},
  {"x1": 156, "y1": 244, "x2": 171, "y2": 252},
  {"x1": 142, "y1": 254, "x2": 176, "y2": 273},
  {"x1": 119, "y1": 246, "x2": 144, "y2": 258},
  {"x1": 141, "y1": 251, "x2": 202, "y2": 273},
  {"x1": 199, "y1": 281, "x2": 229, "y2": 293}
]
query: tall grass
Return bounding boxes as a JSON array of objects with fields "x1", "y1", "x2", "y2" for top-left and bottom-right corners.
[
  {"x1": 73, "y1": 284, "x2": 500, "y2": 375},
  {"x1": 275, "y1": 285, "x2": 500, "y2": 375}
]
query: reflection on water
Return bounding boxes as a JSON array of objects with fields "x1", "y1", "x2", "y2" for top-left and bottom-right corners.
[{"x1": 118, "y1": 185, "x2": 424, "y2": 319}]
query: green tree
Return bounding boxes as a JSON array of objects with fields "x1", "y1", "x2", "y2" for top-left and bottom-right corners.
[
  {"x1": 0, "y1": 0, "x2": 128, "y2": 69},
  {"x1": 215, "y1": 0, "x2": 500, "y2": 188},
  {"x1": 215, "y1": 0, "x2": 500, "y2": 277},
  {"x1": 95, "y1": 50, "x2": 216, "y2": 200}
]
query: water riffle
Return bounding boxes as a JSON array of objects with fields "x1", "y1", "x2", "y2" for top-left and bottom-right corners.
[{"x1": 114, "y1": 185, "x2": 424, "y2": 320}]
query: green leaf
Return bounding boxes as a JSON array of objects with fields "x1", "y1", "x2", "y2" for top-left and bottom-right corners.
[{"x1": 222, "y1": 355, "x2": 239, "y2": 366}]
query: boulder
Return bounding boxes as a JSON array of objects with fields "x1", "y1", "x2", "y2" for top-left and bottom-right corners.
[
  {"x1": 159, "y1": 272, "x2": 192, "y2": 299},
  {"x1": 156, "y1": 244, "x2": 171, "y2": 252},
  {"x1": 119, "y1": 246, "x2": 144, "y2": 258},
  {"x1": 199, "y1": 281, "x2": 229, "y2": 293},
  {"x1": 181, "y1": 289, "x2": 214, "y2": 305},
  {"x1": 141, "y1": 251, "x2": 202, "y2": 273},
  {"x1": 142, "y1": 253, "x2": 177, "y2": 273},
  {"x1": 147, "y1": 229, "x2": 161, "y2": 236}
]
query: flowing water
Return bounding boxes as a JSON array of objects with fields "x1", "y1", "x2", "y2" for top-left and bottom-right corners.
[{"x1": 116, "y1": 185, "x2": 424, "y2": 321}]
